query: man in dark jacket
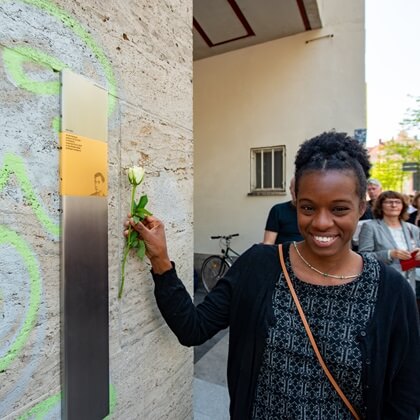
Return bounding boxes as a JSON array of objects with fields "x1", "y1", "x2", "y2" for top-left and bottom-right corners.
[{"x1": 263, "y1": 178, "x2": 303, "y2": 244}]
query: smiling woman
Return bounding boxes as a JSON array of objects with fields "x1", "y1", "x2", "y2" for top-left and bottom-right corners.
[
  {"x1": 292, "y1": 132, "x2": 370, "y2": 285},
  {"x1": 293, "y1": 171, "x2": 364, "y2": 283},
  {"x1": 126, "y1": 131, "x2": 420, "y2": 420}
]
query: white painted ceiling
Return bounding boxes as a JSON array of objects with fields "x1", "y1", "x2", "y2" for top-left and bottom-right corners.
[{"x1": 193, "y1": 0, "x2": 322, "y2": 60}]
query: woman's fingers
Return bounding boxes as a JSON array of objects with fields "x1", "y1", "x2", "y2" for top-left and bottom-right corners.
[
  {"x1": 396, "y1": 250, "x2": 411, "y2": 260},
  {"x1": 129, "y1": 219, "x2": 143, "y2": 233},
  {"x1": 392, "y1": 249, "x2": 411, "y2": 260}
]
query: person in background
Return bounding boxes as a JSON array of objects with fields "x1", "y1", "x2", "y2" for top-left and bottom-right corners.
[
  {"x1": 408, "y1": 192, "x2": 420, "y2": 226},
  {"x1": 262, "y1": 177, "x2": 303, "y2": 244},
  {"x1": 407, "y1": 191, "x2": 420, "y2": 309},
  {"x1": 359, "y1": 178, "x2": 382, "y2": 220},
  {"x1": 358, "y1": 190, "x2": 420, "y2": 293},
  {"x1": 405, "y1": 193, "x2": 416, "y2": 215},
  {"x1": 126, "y1": 132, "x2": 420, "y2": 419},
  {"x1": 353, "y1": 178, "x2": 383, "y2": 250}
]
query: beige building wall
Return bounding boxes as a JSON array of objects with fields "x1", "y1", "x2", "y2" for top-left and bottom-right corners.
[
  {"x1": 0, "y1": 0, "x2": 192, "y2": 418},
  {"x1": 194, "y1": 0, "x2": 366, "y2": 256}
]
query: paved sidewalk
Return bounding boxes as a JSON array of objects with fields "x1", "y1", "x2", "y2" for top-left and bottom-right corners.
[
  {"x1": 193, "y1": 377, "x2": 229, "y2": 420},
  {"x1": 193, "y1": 286, "x2": 230, "y2": 419}
]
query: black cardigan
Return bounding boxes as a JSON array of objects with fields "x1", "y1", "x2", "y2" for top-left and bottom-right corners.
[{"x1": 152, "y1": 243, "x2": 420, "y2": 419}]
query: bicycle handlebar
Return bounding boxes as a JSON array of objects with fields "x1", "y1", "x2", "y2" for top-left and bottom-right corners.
[{"x1": 210, "y1": 233, "x2": 239, "y2": 240}]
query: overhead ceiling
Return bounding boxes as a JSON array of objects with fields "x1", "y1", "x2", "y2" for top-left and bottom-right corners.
[{"x1": 193, "y1": 0, "x2": 322, "y2": 61}]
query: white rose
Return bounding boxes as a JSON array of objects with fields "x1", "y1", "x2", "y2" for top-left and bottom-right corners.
[{"x1": 128, "y1": 166, "x2": 145, "y2": 186}]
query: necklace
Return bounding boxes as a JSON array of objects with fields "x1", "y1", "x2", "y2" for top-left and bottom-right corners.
[{"x1": 292, "y1": 241, "x2": 360, "y2": 280}]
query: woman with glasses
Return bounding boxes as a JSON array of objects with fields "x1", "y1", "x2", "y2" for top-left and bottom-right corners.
[{"x1": 358, "y1": 190, "x2": 420, "y2": 292}]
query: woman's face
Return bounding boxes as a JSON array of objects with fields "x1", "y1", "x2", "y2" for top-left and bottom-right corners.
[
  {"x1": 296, "y1": 170, "x2": 364, "y2": 257},
  {"x1": 381, "y1": 197, "x2": 403, "y2": 218}
]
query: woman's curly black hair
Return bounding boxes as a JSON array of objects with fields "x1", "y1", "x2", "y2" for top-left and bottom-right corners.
[{"x1": 294, "y1": 131, "x2": 371, "y2": 199}]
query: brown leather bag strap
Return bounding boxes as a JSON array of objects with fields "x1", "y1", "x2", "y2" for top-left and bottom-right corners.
[{"x1": 278, "y1": 244, "x2": 361, "y2": 420}]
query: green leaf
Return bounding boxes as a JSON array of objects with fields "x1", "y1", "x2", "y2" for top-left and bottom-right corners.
[
  {"x1": 129, "y1": 230, "x2": 137, "y2": 243},
  {"x1": 132, "y1": 214, "x2": 144, "y2": 223},
  {"x1": 137, "y1": 208, "x2": 152, "y2": 217},
  {"x1": 132, "y1": 215, "x2": 140, "y2": 224},
  {"x1": 136, "y1": 195, "x2": 148, "y2": 209},
  {"x1": 131, "y1": 239, "x2": 139, "y2": 248},
  {"x1": 137, "y1": 240, "x2": 146, "y2": 259}
]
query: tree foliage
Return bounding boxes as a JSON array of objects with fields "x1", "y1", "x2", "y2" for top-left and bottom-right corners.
[
  {"x1": 400, "y1": 95, "x2": 420, "y2": 132},
  {"x1": 370, "y1": 135, "x2": 420, "y2": 192},
  {"x1": 371, "y1": 97, "x2": 420, "y2": 192}
]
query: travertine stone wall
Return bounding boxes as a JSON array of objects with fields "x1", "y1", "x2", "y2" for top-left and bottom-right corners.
[{"x1": 0, "y1": 0, "x2": 193, "y2": 418}]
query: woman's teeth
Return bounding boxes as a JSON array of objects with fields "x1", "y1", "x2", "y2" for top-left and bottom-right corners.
[{"x1": 314, "y1": 236, "x2": 334, "y2": 243}]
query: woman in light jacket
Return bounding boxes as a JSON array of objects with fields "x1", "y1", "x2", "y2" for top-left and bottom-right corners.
[{"x1": 358, "y1": 190, "x2": 420, "y2": 292}]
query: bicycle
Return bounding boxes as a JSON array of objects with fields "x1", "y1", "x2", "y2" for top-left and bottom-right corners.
[{"x1": 200, "y1": 233, "x2": 240, "y2": 292}]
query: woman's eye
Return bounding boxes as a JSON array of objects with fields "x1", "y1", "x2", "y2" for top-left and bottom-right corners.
[
  {"x1": 333, "y1": 207, "x2": 349, "y2": 214},
  {"x1": 300, "y1": 205, "x2": 314, "y2": 213}
]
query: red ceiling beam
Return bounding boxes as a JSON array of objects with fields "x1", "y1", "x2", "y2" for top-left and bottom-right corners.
[
  {"x1": 193, "y1": 0, "x2": 255, "y2": 48},
  {"x1": 296, "y1": 0, "x2": 312, "y2": 30}
]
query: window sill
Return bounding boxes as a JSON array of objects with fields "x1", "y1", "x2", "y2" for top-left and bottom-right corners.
[{"x1": 248, "y1": 191, "x2": 286, "y2": 197}]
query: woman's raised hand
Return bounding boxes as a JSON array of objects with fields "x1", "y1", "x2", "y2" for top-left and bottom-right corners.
[{"x1": 125, "y1": 215, "x2": 172, "y2": 274}]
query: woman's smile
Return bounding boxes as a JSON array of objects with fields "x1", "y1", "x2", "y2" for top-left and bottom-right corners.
[{"x1": 312, "y1": 234, "x2": 338, "y2": 246}]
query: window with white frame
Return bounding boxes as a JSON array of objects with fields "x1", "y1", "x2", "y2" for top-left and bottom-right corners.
[{"x1": 250, "y1": 146, "x2": 285, "y2": 194}]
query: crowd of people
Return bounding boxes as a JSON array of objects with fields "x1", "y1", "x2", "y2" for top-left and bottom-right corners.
[
  {"x1": 126, "y1": 131, "x2": 420, "y2": 419},
  {"x1": 358, "y1": 189, "x2": 420, "y2": 294},
  {"x1": 264, "y1": 175, "x2": 420, "y2": 308}
]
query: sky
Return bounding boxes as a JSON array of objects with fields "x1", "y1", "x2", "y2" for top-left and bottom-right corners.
[{"x1": 366, "y1": 0, "x2": 420, "y2": 146}]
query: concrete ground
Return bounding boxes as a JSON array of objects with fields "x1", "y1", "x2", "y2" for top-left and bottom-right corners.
[{"x1": 193, "y1": 285, "x2": 230, "y2": 419}]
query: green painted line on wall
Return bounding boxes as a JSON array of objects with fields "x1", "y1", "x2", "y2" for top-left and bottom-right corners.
[
  {"x1": 17, "y1": 391, "x2": 61, "y2": 420},
  {"x1": 18, "y1": 0, "x2": 118, "y2": 115},
  {"x1": 2, "y1": 46, "x2": 66, "y2": 95},
  {"x1": 17, "y1": 383, "x2": 117, "y2": 419},
  {"x1": 2, "y1": 45, "x2": 63, "y2": 132},
  {"x1": 104, "y1": 383, "x2": 117, "y2": 419},
  {"x1": 0, "y1": 1, "x2": 120, "y2": 414},
  {"x1": 0, "y1": 153, "x2": 59, "y2": 237},
  {"x1": 0, "y1": 226, "x2": 42, "y2": 372},
  {"x1": 51, "y1": 116, "x2": 60, "y2": 133}
]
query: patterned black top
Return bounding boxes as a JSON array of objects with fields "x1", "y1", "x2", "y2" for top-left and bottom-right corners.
[{"x1": 252, "y1": 253, "x2": 380, "y2": 420}]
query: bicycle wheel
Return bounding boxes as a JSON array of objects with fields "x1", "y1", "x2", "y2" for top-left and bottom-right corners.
[{"x1": 201, "y1": 256, "x2": 230, "y2": 292}]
